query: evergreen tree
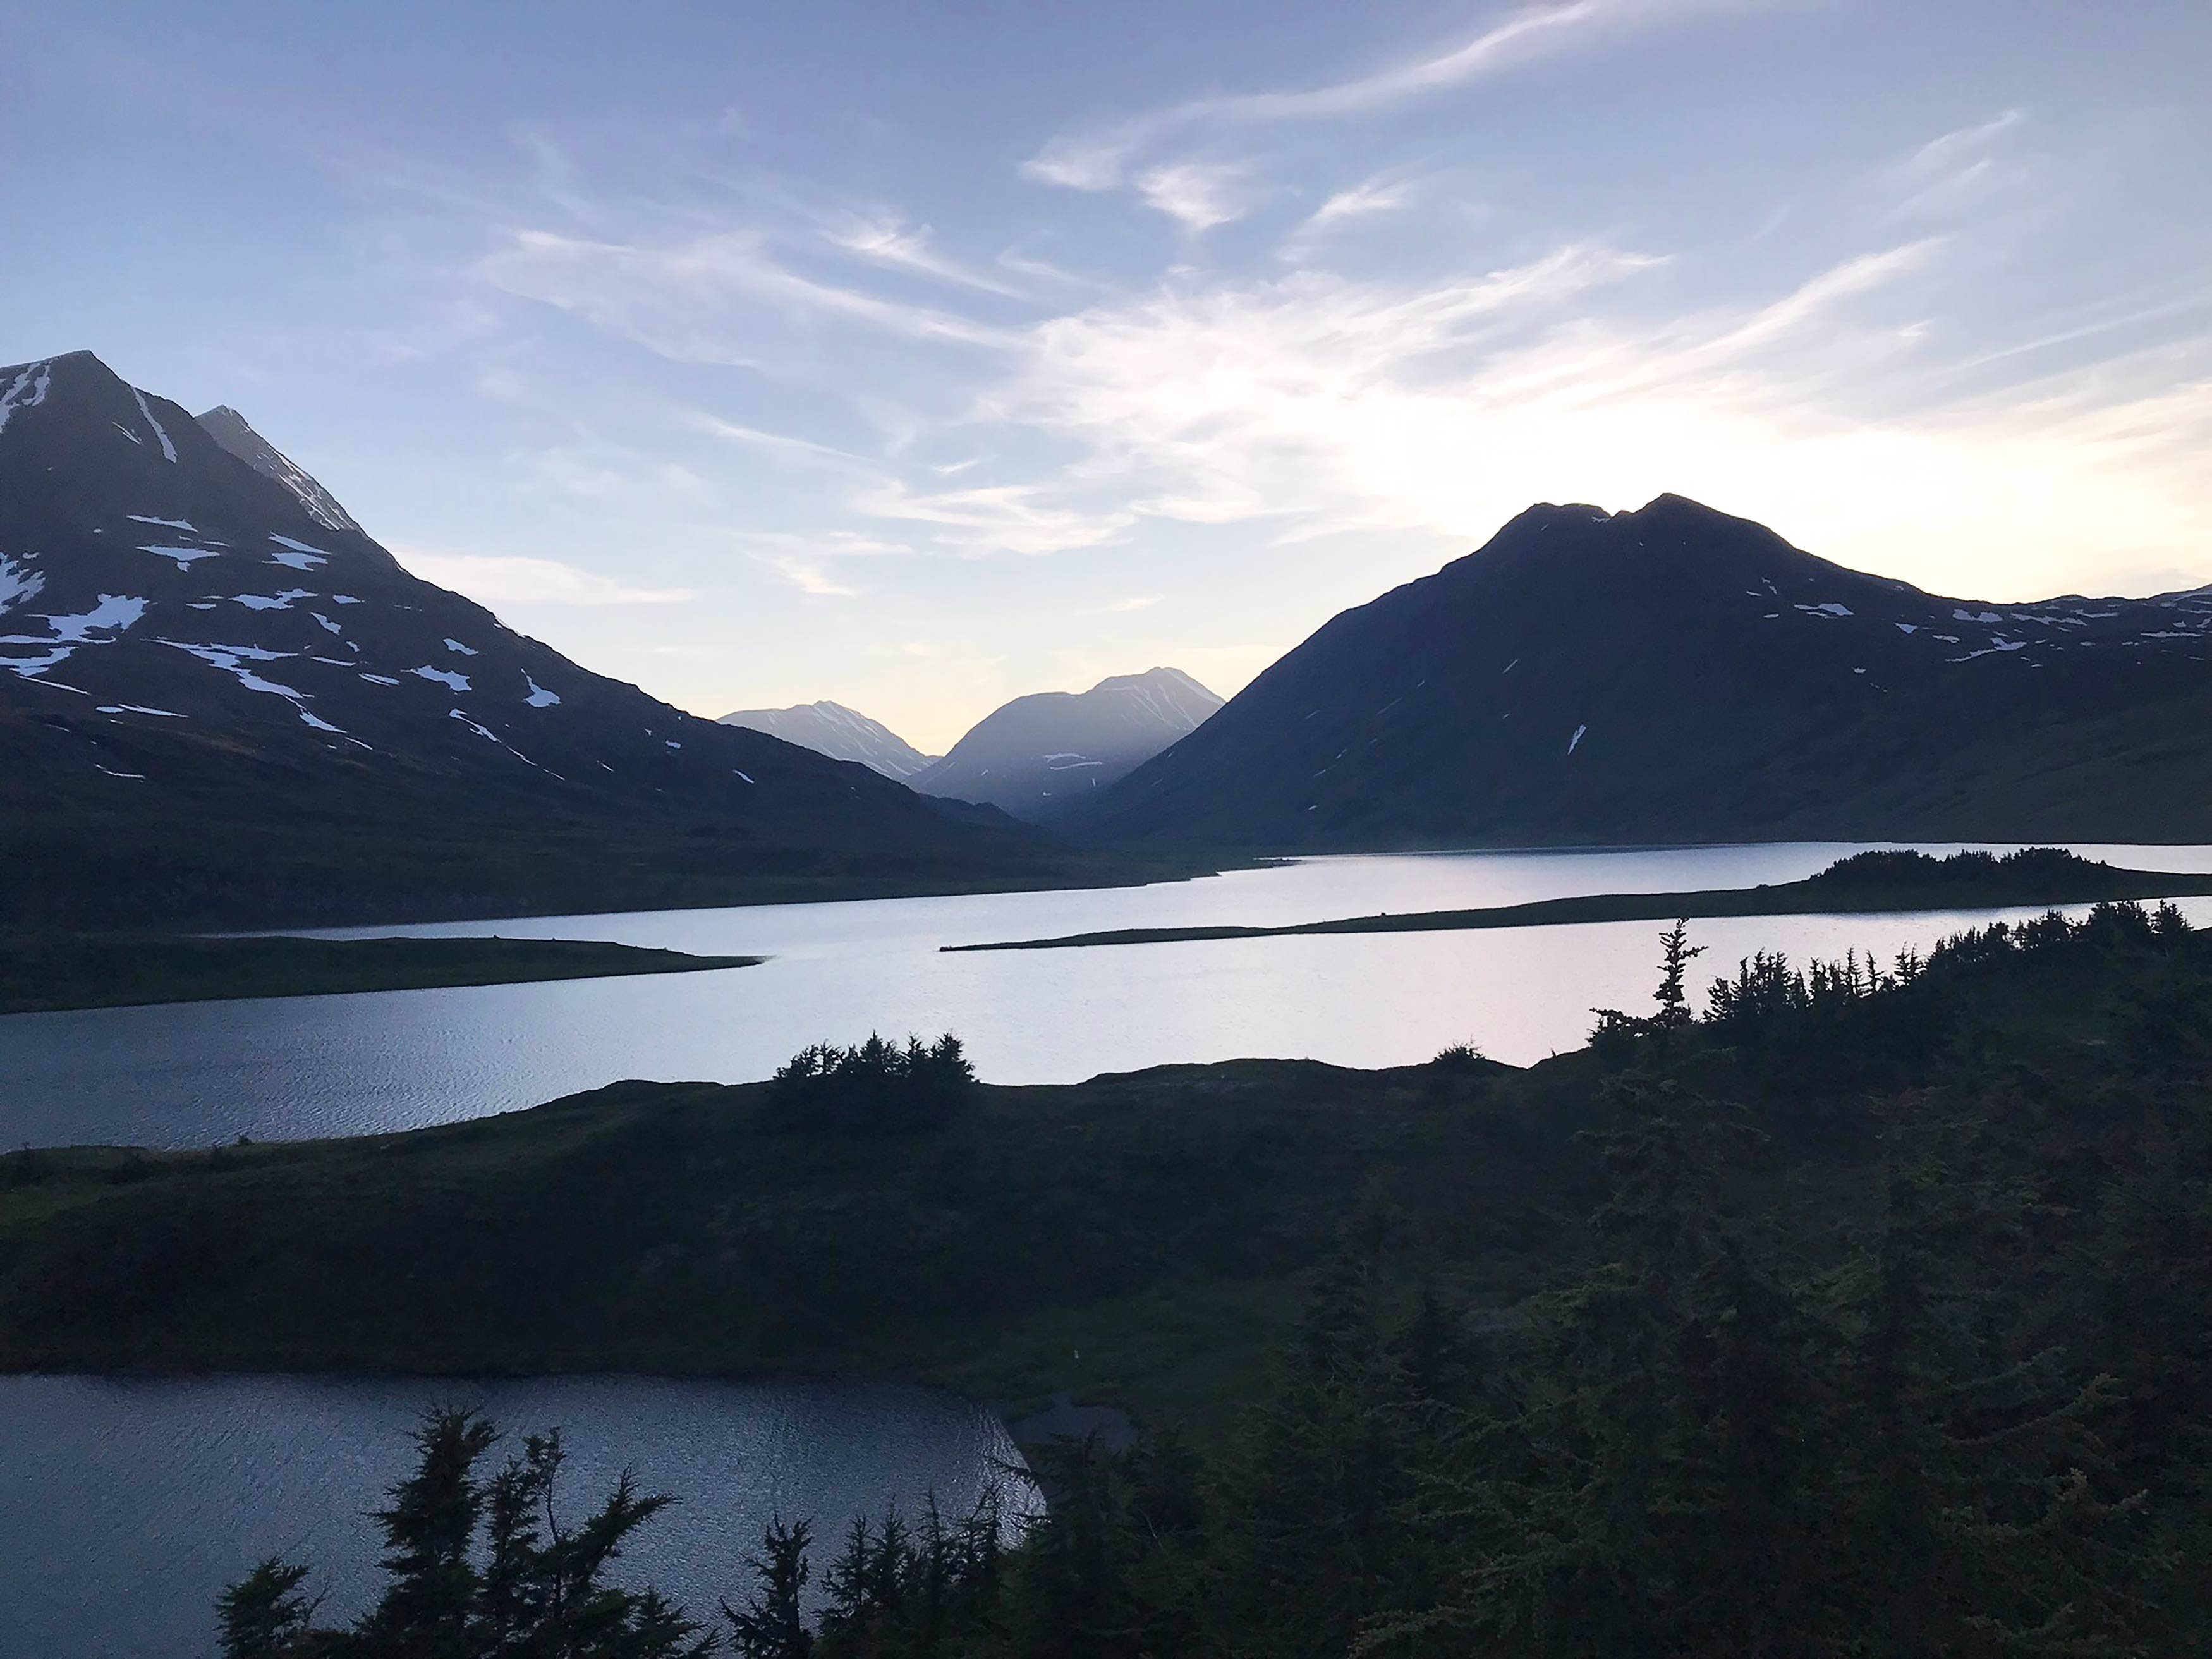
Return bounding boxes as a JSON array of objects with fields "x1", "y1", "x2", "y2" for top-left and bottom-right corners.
[
  {"x1": 723, "y1": 1518, "x2": 814, "y2": 1659},
  {"x1": 360, "y1": 1407, "x2": 499, "y2": 1657},
  {"x1": 217, "y1": 1559, "x2": 318, "y2": 1659}
]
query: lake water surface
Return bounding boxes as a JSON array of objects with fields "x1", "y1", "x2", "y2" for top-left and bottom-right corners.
[
  {"x1": 0, "y1": 1373, "x2": 1034, "y2": 1659},
  {"x1": 6, "y1": 842, "x2": 2212, "y2": 1149}
]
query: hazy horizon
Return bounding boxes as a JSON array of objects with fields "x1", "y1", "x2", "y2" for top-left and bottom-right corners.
[{"x1": 6, "y1": 0, "x2": 2207, "y2": 749}]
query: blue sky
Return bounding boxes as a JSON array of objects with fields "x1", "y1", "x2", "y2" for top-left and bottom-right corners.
[{"x1": 4, "y1": 1, "x2": 2208, "y2": 748}]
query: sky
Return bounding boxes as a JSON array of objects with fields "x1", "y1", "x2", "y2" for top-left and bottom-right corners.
[{"x1": 3, "y1": 1, "x2": 2208, "y2": 751}]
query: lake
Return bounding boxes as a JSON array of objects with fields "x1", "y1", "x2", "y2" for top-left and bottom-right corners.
[
  {"x1": 0, "y1": 1372, "x2": 1036, "y2": 1659},
  {"x1": 6, "y1": 841, "x2": 2212, "y2": 1150}
]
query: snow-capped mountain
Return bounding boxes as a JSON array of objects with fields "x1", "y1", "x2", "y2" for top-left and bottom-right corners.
[
  {"x1": 0, "y1": 351, "x2": 1069, "y2": 927},
  {"x1": 1076, "y1": 495, "x2": 2212, "y2": 848},
  {"x1": 913, "y1": 667, "x2": 1223, "y2": 822},
  {"x1": 718, "y1": 700, "x2": 938, "y2": 780}
]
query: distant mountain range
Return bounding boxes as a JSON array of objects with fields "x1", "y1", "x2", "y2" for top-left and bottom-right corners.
[
  {"x1": 910, "y1": 667, "x2": 1223, "y2": 822},
  {"x1": 0, "y1": 351, "x2": 1125, "y2": 928},
  {"x1": 718, "y1": 700, "x2": 938, "y2": 780},
  {"x1": 1078, "y1": 495, "x2": 2212, "y2": 848},
  {"x1": 719, "y1": 668, "x2": 1222, "y2": 821}
]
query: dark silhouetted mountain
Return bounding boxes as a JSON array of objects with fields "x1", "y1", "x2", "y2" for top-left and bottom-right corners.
[
  {"x1": 719, "y1": 700, "x2": 937, "y2": 780},
  {"x1": 0, "y1": 351, "x2": 1117, "y2": 928},
  {"x1": 913, "y1": 667, "x2": 1222, "y2": 822},
  {"x1": 1077, "y1": 495, "x2": 2212, "y2": 849}
]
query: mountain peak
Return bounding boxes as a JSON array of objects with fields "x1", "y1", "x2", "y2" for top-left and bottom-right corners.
[
  {"x1": 913, "y1": 665, "x2": 1222, "y2": 821},
  {"x1": 717, "y1": 699, "x2": 937, "y2": 779},
  {"x1": 195, "y1": 404, "x2": 364, "y2": 535}
]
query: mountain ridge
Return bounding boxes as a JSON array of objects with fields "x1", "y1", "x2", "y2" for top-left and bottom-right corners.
[
  {"x1": 912, "y1": 665, "x2": 1222, "y2": 822},
  {"x1": 1074, "y1": 494, "x2": 2212, "y2": 849},
  {"x1": 0, "y1": 350, "x2": 1132, "y2": 927},
  {"x1": 718, "y1": 700, "x2": 938, "y2": 780}
]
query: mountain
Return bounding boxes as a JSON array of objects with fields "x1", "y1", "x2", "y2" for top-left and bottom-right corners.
[
  {"x1": 912, "y1": 667, "x2": 1223, "y2": 822},
  {"x1": 1076, "y1": 495, "x2": 2212, "y2": 849},
  {"x1": 0, "y1": 351, "x2": 1121, "y2": 928},
  {"x1": 194, "y1": 403, "x2": 363, "y2": 535},
  {"x1": 718, "y1": 700, "x2": 937, "y2": 780}
]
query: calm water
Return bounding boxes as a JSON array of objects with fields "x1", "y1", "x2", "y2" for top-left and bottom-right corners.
[
  {"x1": 6, "y1": 842, "x2": 2212, "y2": 1150},
  {"x1": 0, "y1": 1373, "x2": 1035, "y2": 1659}
]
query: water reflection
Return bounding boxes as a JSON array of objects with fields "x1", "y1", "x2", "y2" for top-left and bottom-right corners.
[{"x1": 0, "y1": 1372, "x2": 1033, "y2": 1659}]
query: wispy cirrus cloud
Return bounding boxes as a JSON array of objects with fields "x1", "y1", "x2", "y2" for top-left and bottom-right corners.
[
  {"x1": 851, "y1": 477, "x2": 1138, "y2": 557},
  {"x1": 689, "y1": 411, "x2": 872, "y2": 466},
  {"x1": 1888, "y1": 108, "x2": 2031, "y2": 221},
  {"x1": 822, "y1": 215, "x2": 1030, "y2": 297},
  {"x1": 1303, "y1": 174, "x2": 1421, "y2": 233},
  {"x1": 392, "y1": 550, "x2": 694, "y2": 605},
  {"x1": 475, "y1": 227, "x2": 1012, "y2": 363},
  {"x1": 1136, "y1": 161, "x2": 1258, "y2": 232},
  {"x1": 1023, "y1": 0, "x2": 1724, "y2": 192}
]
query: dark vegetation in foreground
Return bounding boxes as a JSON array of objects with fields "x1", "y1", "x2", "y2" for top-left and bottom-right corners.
[
  {"x1": 199, "y1": 901, "x2": 2212, "y2": 1655},
  {"x1": 0, "y1": 932, "x2": 763, "y2": 1016},
  {"x1": 946, "y1": 846, "x2": 2212, "y2": 952}
]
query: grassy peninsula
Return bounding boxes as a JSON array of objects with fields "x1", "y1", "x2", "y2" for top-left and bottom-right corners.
[
  {"x1": 0, "y1": 932, "x2": 762, "y2": 1016},
  {"x1": 945, "y1": 846, "x2": 2212, "y2": 952}
]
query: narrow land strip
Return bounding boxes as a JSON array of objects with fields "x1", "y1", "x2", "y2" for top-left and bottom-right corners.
[
  {"x1": 0, "y1": 932, "x2": 762, "y2": 1016},
  {"x1": 944, "y1": 849, "x2": 2212, "y2": 954}
]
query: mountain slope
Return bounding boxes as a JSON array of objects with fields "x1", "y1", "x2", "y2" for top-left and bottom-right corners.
[
  {"x1": 718, "y1": 700, "x2": 937, "y2": 779},
  {"x1": 1077, "y1": 495, "x2": 2212, "y2": 849},
  {"x1": 913, "y1": 667, "x2": 1222, "y2": 822},
  {"x1": 0, "y1": 351, "x2": 1115, "y2": 927}
]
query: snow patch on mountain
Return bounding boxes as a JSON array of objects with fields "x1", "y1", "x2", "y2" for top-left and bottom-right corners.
[
  {"x1": 0, "y1": 554, "x2": 44, "y2": 614},
  {"x1": 411, "y1": 665, "x2": 470, "y2": 691},
  {"x1": 140, "y1": 544, "x2": 223, "y2": 569},
  {"x1": 523, "y1": 673, "x2": 561, "y2": 708},
  {"x1": 0, "y1": 360, "x2": 53, "y2": 437},
  {"x1": 41, "y1": 595, "x2": 148, "y2": 641},
  {"x1": 131, "y1": 387, "x2": 177, "y2": 462},
  {"x1": 232, "y1": 590, "x2": 315, "y2": 612}
]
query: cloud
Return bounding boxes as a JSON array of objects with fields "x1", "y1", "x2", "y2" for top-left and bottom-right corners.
[
  {"x1": 981, "y1": 233, "x2": 2212, "y2": 599},
  {"x1": 852, "y1": 478, "x2": 1138, "y2": 557},
  {"x1": 757, "y1": 554, "x2": 861, "y2": 597},
  {"x1": 1023, "y1": 0, "x2": 1709, "y2": 191},
  {"x1": 393, "y1": 551, "x2": 694, "y2": 605},
  {"x1": 475, "y1": 228, "x2": 1009, "y2": 363},
  {"x1": 1890, "y1": 109, "x2": 2030, "y2": 220},
  {"x1": 823, "y1": 216, "x2": 1028, "y2": 297},
  {"x1": 690, "y1": 412, "x2": 870, "y2": 466},
  {"x1": 1303, "y1": 176, "x2": 1419, "y2": 233},
  {"x1": 1136, "y1": 162, "x2": 1255, "y2": 232}
]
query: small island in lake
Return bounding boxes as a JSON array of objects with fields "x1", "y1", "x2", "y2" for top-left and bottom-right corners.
[{"x1": 944, "y1": 847, "x2": 2212, "y2": 954}]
